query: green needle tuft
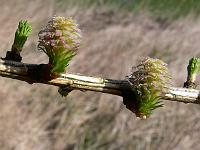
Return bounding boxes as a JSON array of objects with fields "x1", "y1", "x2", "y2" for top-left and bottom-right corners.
[
  {"x1": 184, "y1": 57, "x2": 200, "y2": 88},
  {"x1": 12, "y1": 20, "x2": 32, "y2": 52}
]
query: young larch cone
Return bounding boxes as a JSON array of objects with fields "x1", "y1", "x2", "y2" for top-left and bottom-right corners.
[
  {"x1": 124, "y1": 57, "x2": 171, "y2": 119},
  {"x1": 38, "y1": 16, "x2": 81, "y2": 74}
]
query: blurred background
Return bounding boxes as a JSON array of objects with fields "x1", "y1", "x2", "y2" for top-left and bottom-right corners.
[{"x1": 0, "y1": 0, "x2": 200, "y2": 149}]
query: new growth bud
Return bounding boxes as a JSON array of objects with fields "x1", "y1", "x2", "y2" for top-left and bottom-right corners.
[
  {"x1": 4, "y1": 20, "x2": 32, "y2": 62},
  {"x1": 13, "y1": 20, "x2": 32, "y2": 52},
  {"x1": 184, "y1": 57, "x2": 200, "y2": 88}
]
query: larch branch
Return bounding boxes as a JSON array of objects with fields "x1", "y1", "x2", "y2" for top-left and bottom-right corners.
[{"x1": 0, "y1": 59, "x2": 200, "y2": 104}]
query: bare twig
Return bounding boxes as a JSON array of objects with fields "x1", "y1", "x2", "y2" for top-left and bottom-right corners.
[{"x1": 0, "y1": 59, "x2": 200, "y2": 104}]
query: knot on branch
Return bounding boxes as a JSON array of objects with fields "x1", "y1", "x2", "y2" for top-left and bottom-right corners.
[
  {"x1": 27, "y1": 64, "x2": 59, "y2": 83},
  {"x1": 3, "y1": 51, "x2": 22, "y2": 62}
]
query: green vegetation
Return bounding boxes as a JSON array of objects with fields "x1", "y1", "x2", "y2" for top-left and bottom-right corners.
[
  {"x1": 13, "y1": 20, "x2": 32, "y2": 52},
  {"x1": 57, "y1": 0, "x2": 200, "y2": 20},
  {"x1": 184, "y1": 57, "x2": 200, "y2": 88},
  {"x1": 187, "y1": 57, "x2": 200, "y2": 82},
  {"x1": 4, "y1": 20, "x2": 32, "y2": 62}
]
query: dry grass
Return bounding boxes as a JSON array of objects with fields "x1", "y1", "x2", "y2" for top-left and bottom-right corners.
[{"x1": 0, "y1": 0, "x2": 200, "y2": 150}]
